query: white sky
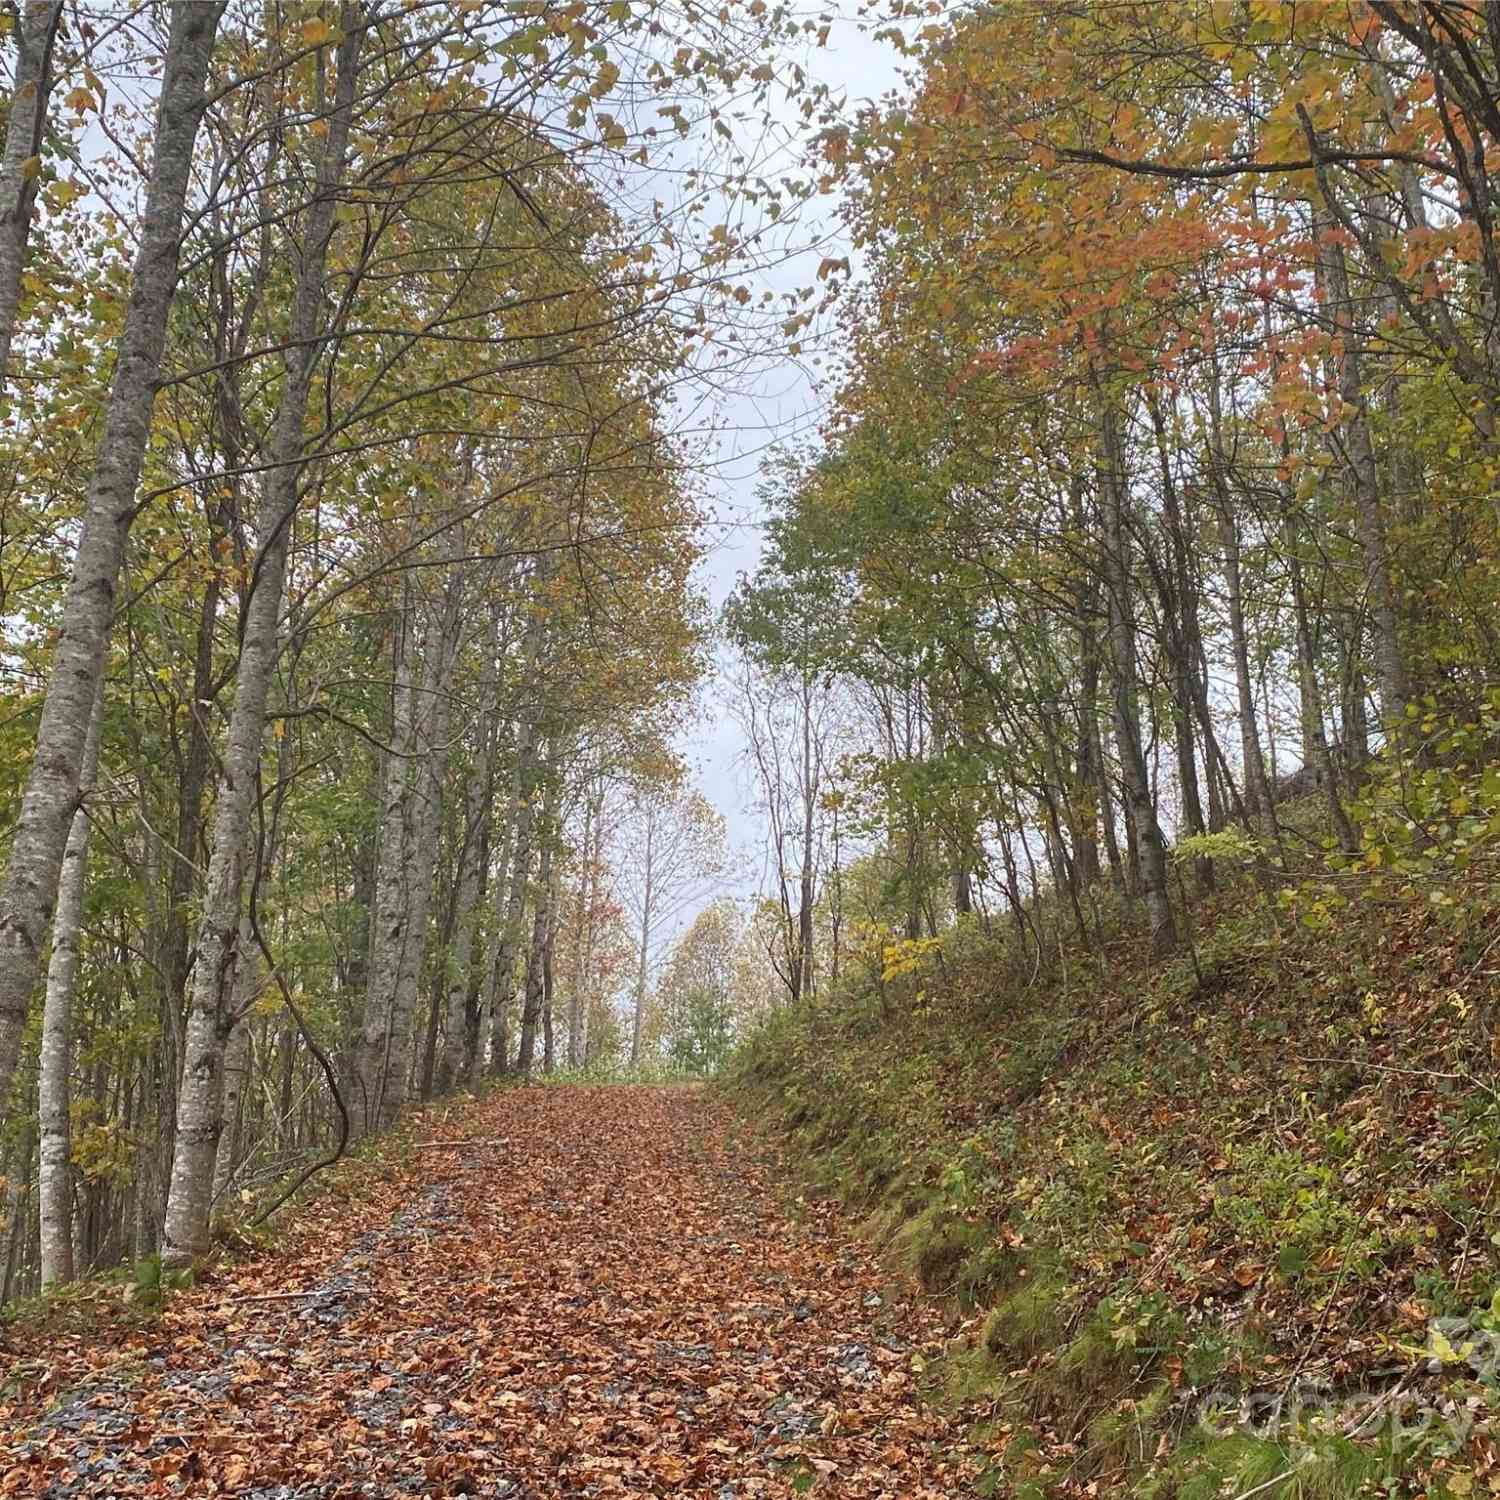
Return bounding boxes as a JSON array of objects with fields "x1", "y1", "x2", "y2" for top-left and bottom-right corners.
[{"x1": 678, "y1": 12, "x2": 905, "y2": 911}]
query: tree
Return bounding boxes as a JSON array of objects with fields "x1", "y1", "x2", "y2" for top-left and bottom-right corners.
[
  {"x1": 617, "y1": 788, "x2": 725, "y2": 1066},
  {"x1": 0, "y1": 0, "x2": 64, "y2": 394},
  {"x1": 652, "y1": 899, "x2": 742, "y2": 1074},
  {"x1": 0, "y1": 0, "x2": 223, "y2": 1115},
  {"x1": 0, "y1": 0, "x2": 799, "y2": 1292}
]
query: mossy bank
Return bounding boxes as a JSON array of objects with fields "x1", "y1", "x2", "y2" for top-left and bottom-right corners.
[{"x1": 726, "y1": 857, "x2": 1500, "y2": 1498}]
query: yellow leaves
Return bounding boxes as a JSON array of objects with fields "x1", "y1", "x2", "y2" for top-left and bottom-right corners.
[
  {"x1": 590, "y1": 59, "x2": 621, "y2": 99},
  {"x1": 879, "y1": 935, "x2": 940, "y2": 983},
  {"x1": 1256, "y1": 109, "x2": 1303, "y2": 165},
  {"x1": 63, "y1": 87, "x2": 96, "y2": 115},
  {"x1": 301, "y1": 17, "x2": 334, "y2": 47},
  {"x1": 595, "y1": 112, "x2": 628, "y2": 149}
]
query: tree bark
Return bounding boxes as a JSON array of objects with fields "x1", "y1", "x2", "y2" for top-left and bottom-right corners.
[
  {"x1": 436, "y1": 609, "x2": 502, "y2": 1094},
  {"x1": 357, "y1": 540, "x2": 464, "y2": 1128},
  {"x1": 210, "y1": 921, "x2": 258, "y2": 1207},
  {"x1": 1313, "y1": 208, "x2": 1409, "y2": 728},
  {"x1": 1144, "y1": 393, "x2": 1213, "y2": 893},
  {"x1": 354, "y1": 608, "x2": 419, "y2": 1127},
  {"x1": 1282, "y1": 508, "x2": 1359, "y2": 852},
  {"x1": 517, "y1": 775, "x2": 559, "y2": 1078},
  {"x1": 1095, "y1": 378, "x2": 1176, "y2": 954},
  {"x1": 0, "y1": 0, "x2": 223, "y2": 1119},
  {"x1": 630, "y1": 803, "x2": 655, "y2": 1066},
  {"x1": 0, "y1": 0, "x2": 64, "y2": 394},
  {"x1": 37, "y1": 681, "x2": 104, "y2": 1286},
  {"x1": 377, "y1": 592, "x2": 461, "y2": 1125},
  {"x1": 1204, "y1": 374, "x2": 1275, "y2": 839},
  {"x1": 162, "y1": 9, "x2": 360, "y2": 1267},
  {"x1": 486, "y1": 634, "x2": 551, "y2": 1075},
  {"x1": 797, "y1": 669, "x2": 817, "y2": 1003},
  {"x1": 478, "y1": 555, "x2": 555, "y2": 1077}
]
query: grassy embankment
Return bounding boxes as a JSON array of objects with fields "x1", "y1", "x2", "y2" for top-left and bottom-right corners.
[{"x1": 728, "y1": 800, "x2": 1500, "y2": 1498}]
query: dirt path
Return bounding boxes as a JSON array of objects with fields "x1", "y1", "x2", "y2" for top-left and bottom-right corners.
[{"x1": 2, "y1": 1087, "x2": 973, "y2": 1498}]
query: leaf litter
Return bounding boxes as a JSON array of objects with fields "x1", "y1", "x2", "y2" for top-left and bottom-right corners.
[{"x1": 2, "y1": 1086, "x2": 974, "y2": 1497}]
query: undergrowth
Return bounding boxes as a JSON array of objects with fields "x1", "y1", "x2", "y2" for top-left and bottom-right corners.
[{"x1": 727, "y1": 791, "x2": 1500, "y2": 1498}]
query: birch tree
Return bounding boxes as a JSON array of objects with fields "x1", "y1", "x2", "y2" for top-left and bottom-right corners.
[
  {"x1": 618, "y1": 789, "x2": 725, "y2": 1066},
  {"x1": 0, "y1": 0, "x2": 63, "y2": 393},
  {"x1": 162, "y1": 6, "x2": 363, "y2": 1267},
  {"x1": 36, "y1": 681, "x2": 102, "y2": 1286},
  {"x1": 0, "y1": 0, "x2": 223, "y2": 1114}
]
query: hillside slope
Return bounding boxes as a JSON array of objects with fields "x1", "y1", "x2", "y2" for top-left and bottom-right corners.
[{"x1": 728, "y1": 844, "x2": 1500, "y2": 1499}]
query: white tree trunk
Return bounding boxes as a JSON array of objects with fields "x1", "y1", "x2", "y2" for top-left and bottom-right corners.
[
  {"x1": 211, "y1": 922, "x2": 258, "y2": 1205},
  {"x1": 485, "y1": 586, "x2": 553, "y2": 1075},
  {"x1": 0, "y1": 0, "x2": 63, "y2": 393},
  {"x1": 377, "y1": 599, "x2": 462, "y2": 1126},
  {"x1": 357, "y1": 534, "x2": 464, "y2": 1129},
  {"x1": 161, "y1": 10, "x2": 361, "y2": 1268},
  {"x1": 0, "y1": 0, "x2": 223, "y2": 1118},
  {"x1": 37, "y1": 682, "x2": 104, "y2": 1287},
  {"x1": 630, "y1": 808, "x2": 655, "y2": 1066},
  {"x1": 353, "y1": 617, "x2": 420, "y2": 1130},
  {"x1": 564, "y1": 783, "x2": 599, "y2": 1070}
]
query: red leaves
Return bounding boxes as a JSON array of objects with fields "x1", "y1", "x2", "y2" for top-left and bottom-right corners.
[{"x1": 2, "y1": 1088, "x2": 975, "y2": 1496}]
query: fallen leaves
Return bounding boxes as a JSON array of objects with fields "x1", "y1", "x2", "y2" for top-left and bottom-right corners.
[{"x1": 1, "y1": 1087, "x2": 975, "y2": 1497}]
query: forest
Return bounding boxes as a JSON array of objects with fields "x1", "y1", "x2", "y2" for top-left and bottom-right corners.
[
  {"x1": 0, "y1": 0, "x2": 812, "y2": 1297},
  {"x1": 5, "y1": 2, "x2": 1500, "y2": 1496}
]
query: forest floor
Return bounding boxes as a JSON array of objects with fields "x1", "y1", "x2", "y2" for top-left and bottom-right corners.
[{"x1": 0, "y1": 1085, "x2": 975, "y2": 1498}]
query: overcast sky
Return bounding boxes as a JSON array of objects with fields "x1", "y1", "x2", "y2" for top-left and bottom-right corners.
[{"x1": 676, "y1": 12, "x2": 905, "y2": 913}]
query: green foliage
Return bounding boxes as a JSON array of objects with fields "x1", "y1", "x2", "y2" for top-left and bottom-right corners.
[
  {"x1": 128, "y1": 1255, "x2": 193, "y2": 1312},
  {"x1": 1341, "y1": 695, "x2": 1500, "y2": 898},
  {"x1": 728, "y1": 818, "x2": 1500, "y2": 1497}
]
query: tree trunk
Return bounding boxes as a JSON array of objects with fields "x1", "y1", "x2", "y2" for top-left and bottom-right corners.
[
  {"x1": 485, "y1": 578, "x2": 552, "y2": 1077},
  {"x1": 797, "y1": 669, "x2": 817, "y2": 1003},
  {"x1": 517, "y1": 766, "x2": 561, "y2": 1077},
  {"x1": 1211, "y1": 482, "x2": 1274, "y2": 837},
  {"x1": 1095, "y1": 380, "x2": 1176, "y2": 955},
  {"x1": 541, "y1": 879, "x2": 557, "y2": 1076},
  {"x1": 162, "y1": 10, "x2": 361, "y2": 1268},
  {"x1": 364, "y1": 553, "x2": 464, "y2": 1129},
  {"x1": 436, "y1": 612, "x2": 502, "y2": 1094},
  {"x1": 564, "y1": 786, "x2": 596, "y2": 1070},
  {"x1": 522, "y1": 786, "x2": 564, "y2": 1080},
  {"x1": 1145, "y1": 394, "x2": 1213, "y2": 893},
  {"x1": 1283, "y1": 509, "x2": 1359, "y2": 852},
  {"x1": 630, "y1": 805, "x2": 655, "y2": 1066},
  {"x1": 354, "y1": 611, "x2": 419, "y2": 1127},
  {"x1": 1313, "y1": 208, "x2": 1408, "y2": 729},
  {"x1": 0, "y1": 0, "x2": 64, "y2": 394},
  {"x1": 37, "y1": 683, "x2": 104, "y2": 1286},
  {"x1": 210, "y1": 925, "x2": 258, "y2": 1207},
  {"x1": 0, "y1": 0, "x2": 223, "y2": 1117},
  {"x1": 1072, "y1": 632, "x2": 1107, "y2": 889}
]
